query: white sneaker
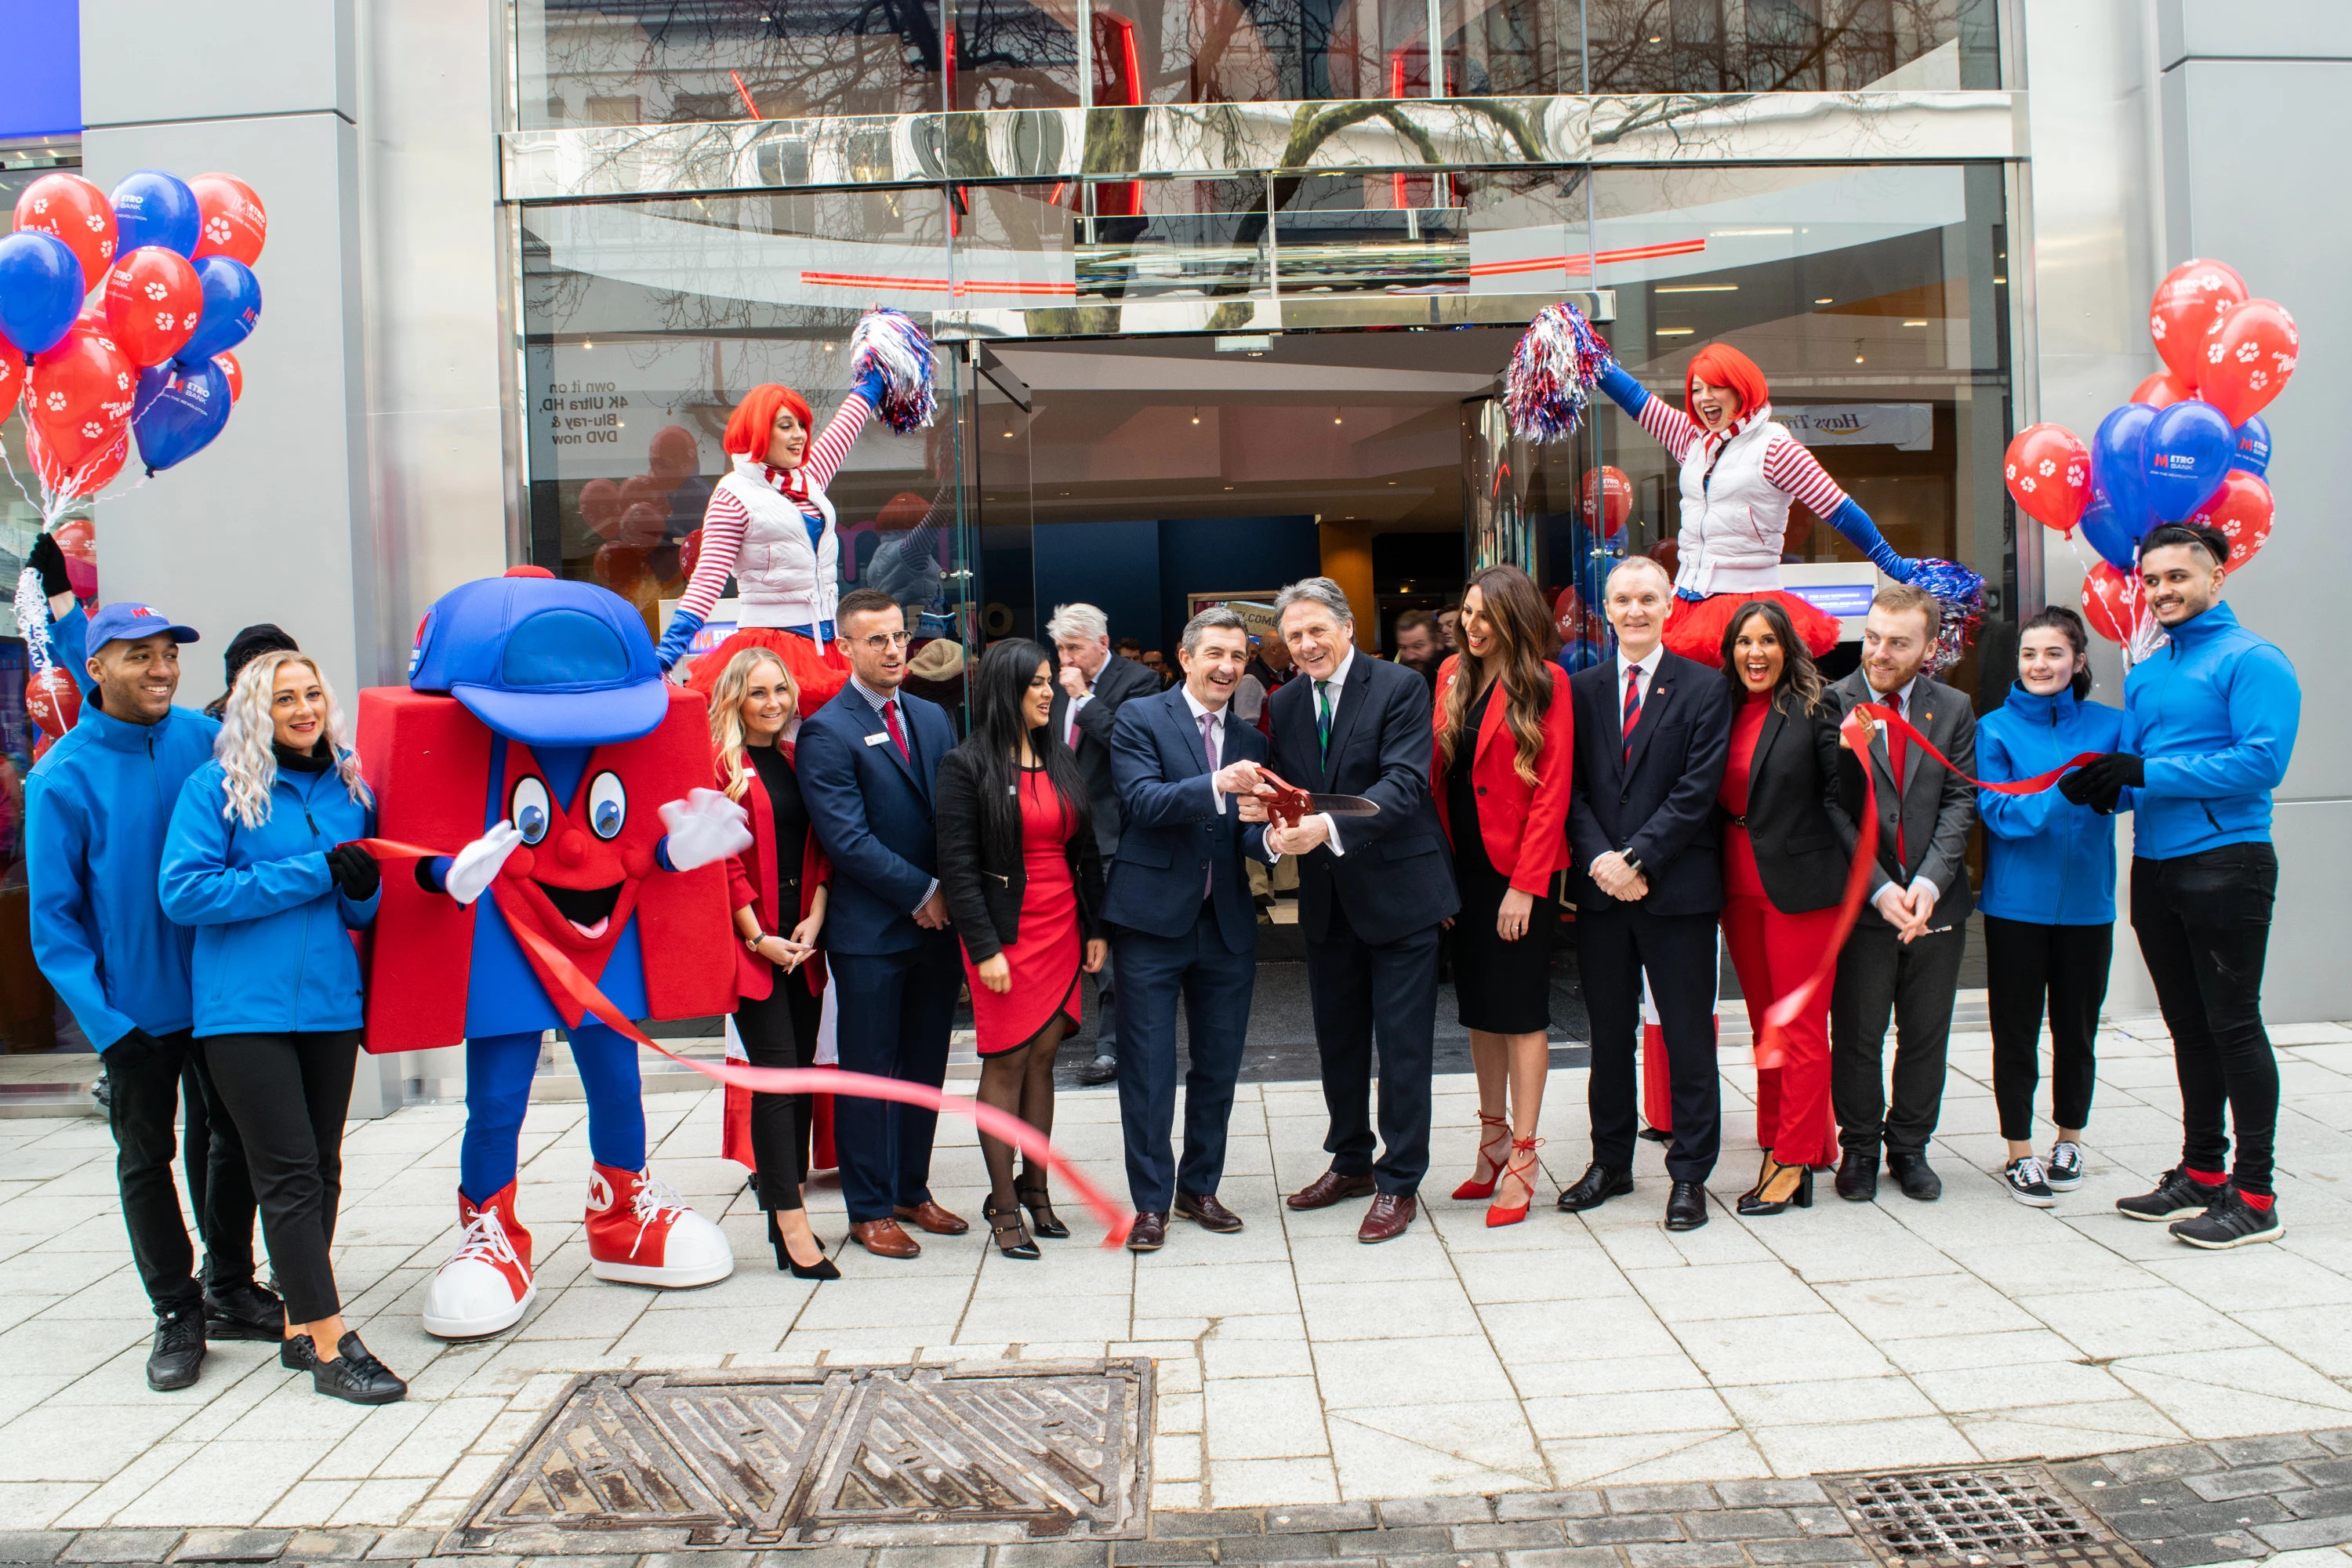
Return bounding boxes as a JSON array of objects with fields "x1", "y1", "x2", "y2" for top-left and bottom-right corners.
[
  {"x1": 421, "y1": 1185, "x2": 536, "y2": 1339},
  {"x1": 2002, "y1": 1156, "x2": 2056, "y2": 1208},
  {"x1": 585, "y1": 1163, "x2": 735, "y2": 1287},
  {"x1": 2045, "y1": 1141, "x2": 2085, "y2": 1191}
]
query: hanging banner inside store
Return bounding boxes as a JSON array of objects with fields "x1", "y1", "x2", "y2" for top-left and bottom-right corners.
[
  {"x1": 1776, "y1": 405, "x2": 1935, "y2": 451},
  {"x1": 1187, "y1": 593, "x2": 1281, "y2": 645}
]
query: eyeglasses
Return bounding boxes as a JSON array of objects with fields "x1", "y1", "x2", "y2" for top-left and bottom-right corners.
[{"x1": 855, "y1": 631, "x2": 914, "y2": 652}]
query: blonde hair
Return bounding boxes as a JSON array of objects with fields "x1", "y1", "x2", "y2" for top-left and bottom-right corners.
[
  {"x1": 709, "y1": 647, "x2": 798, "y2": 800},
  {"x1": 215, "y1": 651, "x2": 369, "y2": 829}
]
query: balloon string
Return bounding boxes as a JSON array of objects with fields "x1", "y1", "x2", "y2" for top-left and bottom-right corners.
[{"x1": 350, "y1": 838, "x2": 1135, "y2": 1249}]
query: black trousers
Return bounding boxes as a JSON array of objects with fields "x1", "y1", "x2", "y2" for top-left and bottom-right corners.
[
  {"x1": 180, "y1": 1058, "x2": 212, "y2": 1234},
  {"x1": 2132, "y1": 844, "x2": 2280, "y2": 1196},
  {"x1": 1831, "y1": 919, "x2": 1966, "y2": 1156},
  {"x1": 1580, "y1": 904, "x2": 1721, "y2": 1181},
  {"x1": 1112, "y1": 906, "x2": 1254, "y2": 1210},
  {"x1": 1984, "y1": 915, "x2": 2111, "y2": 1142},
  {"x1": 105, "y1": 1029, "x2": 256, "y2": 1315},
  {"x1": 736, "y1": 962, "x2": 823, "y2": 1211},
  {"x1": 201, "y1": 1030, "x2": 359, "y2": 1324},
  {"x1": 1305, "y1": 904, "x2": 1440, "y2": 1195}
]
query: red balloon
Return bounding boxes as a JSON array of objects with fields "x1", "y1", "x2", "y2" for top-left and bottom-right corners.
[
  {"x1": 188, "y1": 173, "x2": 267, "y2": 266},
  {"x1": 27, "y1": 666, "x2": 82, "y2": 739},
  {"x1": 2002, "y1": 423, "x2": 2092, "y2": 533},
  {"x1": 1649, "y1": 539, "x2": 1680, "y2": 581},
  {"x1": 2082, "y1": 561, "x2": 2143, "y2": 644},
  {"x1": 680, "y1": 524, "x2": 706, "y2": 581},
  {"x1": 24, "y1": 322, "x2": 136, "y2": 469},
  {"x1": 618, "y1": 500, "x2": 667, "y2": 548},
  {"x1": 1581, "y1": 465, "x2": 1632, "y2": 535},
  {"x1": 26, "y1": 421, "x2": 126, "y2": 506},
  {"x1": 2188, "y1": 469, "x2": 2274, "y2": 572},
  {"x1": 2131, "y1": 371, "x2": 2193, "y2": 408},
  {"x1": 13, "y1": 173, "x2": 115, "y2": 296},
  {"x1": 648, "y1": 424, "x2": 700, "y2": 482},
  {"x1": 0, "y1": 327, "x2": 21, "y2": 416},
  {"x1": 1552, "y1": 585, "x2": 1586, "y2": 641},
  {"x1": 101, "y1": 245, "x2": 204, "y2": 367},
  {"x1": 213, "y1": 350, "x2": 241, "y2": 403},
  {"x1": 619, "y1": 472, "x2": 671, "y2": 506},
  {"x1": 2148, "y1": 259, "x2": 2247, "y2": 389},
  {"x1": 579, "y1": 477, "x2": 623, "y2": 539},
  {"x1": 2198, "y1": 299, "x2": 2298, "y2": 426}
]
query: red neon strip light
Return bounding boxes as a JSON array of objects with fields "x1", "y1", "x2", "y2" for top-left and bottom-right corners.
[
  {"x1": 728, "y1": 70, "x2": 761, "y2": 120},
  {"x1": 798, "y1": 270, "x2": 1079, "y2": 297},
  {"x1": 1464, "y1": 237, "x2": 1709, "y2": 278}
]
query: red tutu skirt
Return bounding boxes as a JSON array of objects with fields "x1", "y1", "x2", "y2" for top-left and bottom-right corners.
[
  {"x1": 684, "y1": 626, "x2": 851, "y2": 715},
  {"x1": 1662, "y1": 590, "x2": 1841, "y2": 663}
]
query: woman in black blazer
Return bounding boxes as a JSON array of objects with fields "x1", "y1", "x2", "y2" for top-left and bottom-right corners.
[
  {"x1": 936, "y1": 638, "x2": 1107, "y2": 1258},
  {"x1": 1715, "y1": 599, "x2": 1850, "y2": 1215}
]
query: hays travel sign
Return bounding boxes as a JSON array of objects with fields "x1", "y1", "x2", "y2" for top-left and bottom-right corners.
[{"x1": 1776, "y1": 405, "x2": 1934, "y2": 452}]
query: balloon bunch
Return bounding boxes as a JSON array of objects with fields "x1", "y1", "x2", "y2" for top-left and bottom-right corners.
[
  {"x1": 1505, "y1": 300, "x2": 1612, "y2": 444},
  {"x1": 2, "y1": 169, "x2": 263, "y2": 527},
  {"x1": 579, "y1": 424, "x2": 708, "y2": 626},
  {"x1": 848, "y1": 307, "x2": 938, "y2": 434},
  {"x1": 1581, "y1": 463, "x2": 1631, "y2": 542},
  {"x1": 2003, "y1": 259, "x2": 2291, "y2": 648}
]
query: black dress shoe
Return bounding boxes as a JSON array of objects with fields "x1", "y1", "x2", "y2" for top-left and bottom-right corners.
[
  {"x1": 1556, "y1": 1163, "x2": 1634, "y2": 1213},
  {"x1": 1886, "y1": 1149, "x2": 1943, "y2": 1202},
  {"x1": 1126, "y1": 1211, "x2": 1167, "y2": 1251},
  {"x1": 204, "y1": 1279, "x2": 285, "y2": 1342},
  {"x1": 1835, "y1": 1149, "x2": 1879, "y2": 1203},
  {"x1": 1077, "y1": 1053, "x2": 1119, "y2": 1086},
  {"x1": 312, "y1": 1333, "x2": 407, "y2": 1405},
  {"x1": 147, "y1": 1306, "x2": 205, "y2": 1392},
  {"x1": 1664, "y1": 1181, "x2": 1708, "y2": 1231},
  {"x1": 1175, "y1": 1192, "x2": 1244, "y2": 1232},
  {"x1": 1637, "y1": 1126, "x2": 1671, "y2": 1145}
]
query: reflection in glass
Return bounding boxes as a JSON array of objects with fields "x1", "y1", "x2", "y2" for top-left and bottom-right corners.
[{"x1": 1583, "y1": 0, "x2": 2000, "y2": 94}]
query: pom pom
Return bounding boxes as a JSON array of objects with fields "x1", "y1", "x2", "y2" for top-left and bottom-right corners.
[
  {"x1": 1506, "y1": 301, "x2": 1613, "y2": 444},
  {"x1": 848, "y1": 307, "x2": 938, "y2": 435},
  {"x1": 14, "y1": 566, "x2": 53, "y2": 675},
  {"x1": 1911, "y1": 557, "x2": 1986, "y2": 675}
]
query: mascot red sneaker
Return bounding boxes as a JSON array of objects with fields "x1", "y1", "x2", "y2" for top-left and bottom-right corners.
[{"x1": 358, "y1": 569, "x2": 750, "y2": 1338}]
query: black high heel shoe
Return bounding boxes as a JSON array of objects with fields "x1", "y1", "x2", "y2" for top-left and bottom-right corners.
[
  {"x1": 1015, "y1": 1181, "x2": 1070, "y2": 1240},
  {"x1": 767, "y1": 1210, "x2": 840, "y2": 1280},
  {"x1": 983, "y1": 1199, "x2": 1040, "y2": 1260},
  {"x1": 1737, "y1": 1156, "x2": 1814, "y2": 1217}
]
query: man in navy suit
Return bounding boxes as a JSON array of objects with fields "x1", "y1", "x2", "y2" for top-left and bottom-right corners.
[
  {"x1": 1258, "y1": 578, "x2": 1459, "y2": 1243},
  {"x1": 797, "y1": 589, "x2": 968, "y2": 1260},
  {"x1": 1559, "y1": 557, "x2": 1733, "y2": 1232},
  {"x1": 1102, "y1": 608, "x2": 1274, "y2": 1252}
]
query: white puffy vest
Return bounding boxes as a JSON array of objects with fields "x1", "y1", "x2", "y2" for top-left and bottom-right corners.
[
  {"x1": 1675, "y1": 412, "x2": 1793, "y2": 597},
  {"x1": 714, "y1": 454, "x2": 840, "y2": 631}
]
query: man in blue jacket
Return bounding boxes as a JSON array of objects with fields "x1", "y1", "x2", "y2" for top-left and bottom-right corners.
[
  {"x1": 2061, "y1": 523, "x2": 2302, "y2": 1250},
  {"x1": 24, "y1": 604, "x2": 278, "y2": 1392}
]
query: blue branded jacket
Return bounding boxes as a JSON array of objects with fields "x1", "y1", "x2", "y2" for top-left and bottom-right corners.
[
  {"x1": 160, "y1": 756, "x2": 381, "y2": 1036},
  {"x1": 24, "y1": 703, "x2": 220, "y2": 1047},
  {"x1": 1976, "y1": 683, "x2": 2125, "y2": 925},
  {"x1": 2118, "y1": 601, "x2": 2299, "y2": 860}
]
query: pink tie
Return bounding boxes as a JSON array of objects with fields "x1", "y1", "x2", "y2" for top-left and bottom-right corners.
[{"x1": 1200, "y1": 711, "x2": 1219, "y2": 899}]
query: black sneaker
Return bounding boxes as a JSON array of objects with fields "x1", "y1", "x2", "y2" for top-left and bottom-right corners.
[
  {"x1": 2002, "y1": 1156, "x2": 2056, "y2": 1208},
  {"x1": 313, "y1": 1333, "x2": 407, "y2": 1405},
  {"x1": 147, "y1": 1306, "x2": 205, "y2": 1392},
  {"x1": 2045, "y1": 1141, "x2": 2085, "y2": 1192},
  {"x1": 2117, "y1": 1167, "x2": 2223, "y2": 1221},
  {"x1": 204, "y1": 1279, "x2": 286, "y2": 1342},
  {"x1": 280, "y1": 1334, "x2": 318, "y2": 1372},
  {"x1": 2170, "y1": 1189, "x2": 2283, "y2": 1250}
]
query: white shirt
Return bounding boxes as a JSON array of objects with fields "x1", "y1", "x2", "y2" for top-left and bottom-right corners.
[
  {"x1": 1181, "y1": 684, "x2": 1232, "y2": 817},
  {"x1": 1268, "y1": 648, "x2": 1356, "y2": 861},
  {"x1": 1614, "y1": 642, "x2": 1665, "y2": 712},
  {"x1": 1860, "y1": 673, "x2": 1939, "y2": 909},
  {"x1": 1062, "y1": 655, "x2": 1105, "y2": 747},
  {"x1": 849, "y1": 673, "x2": 940, "y2": 915}
]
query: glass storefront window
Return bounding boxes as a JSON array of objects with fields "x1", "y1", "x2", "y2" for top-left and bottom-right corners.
[{"x1": 1584, "y1": 0, "x2": 2001, "y2": 93}]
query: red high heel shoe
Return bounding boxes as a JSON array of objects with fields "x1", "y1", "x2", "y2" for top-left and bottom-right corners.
[
  {"x1": 1487, "y1": 1135, "x2": 1545, "y2": 1227},
  {"x1": 1451, "y1": 1112, "x2": 1512, "y2": 1200}
]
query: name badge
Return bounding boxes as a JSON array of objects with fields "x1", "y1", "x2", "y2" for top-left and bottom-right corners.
[{"x1": 865, "y1": 732, "x2": 891, "y2": 747}]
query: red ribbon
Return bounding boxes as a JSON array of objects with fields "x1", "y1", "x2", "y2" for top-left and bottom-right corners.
[{"x1": 353, "y1": 838, "x2": 1135, "y2": 1249}]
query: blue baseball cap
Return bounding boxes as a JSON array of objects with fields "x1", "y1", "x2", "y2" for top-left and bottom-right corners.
[
  {"x1": 409, "y1": 569, "x2": 666, "y2": 747},
  {"x1": 85, "y1": 602, "x2": 201, "y2": 651}
]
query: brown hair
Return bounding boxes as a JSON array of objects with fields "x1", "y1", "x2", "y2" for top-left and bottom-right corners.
[
  {"x1": 836, "y1": 586, "x2": 900, "y2": 626},
  {"x1": 1717, "y1": 599, "x2": 1825, "y2": 713},
  {"x1": 1871, "y1": 582, "x2": 1942, "y2": 644},
  {"x1": 1394, "y1": 609, "x2": 1437, "y2": 639},
  {"x1": 2020, "y1": 604, "x2": 2093, "y2": 700},
  {"x1": 1436, "y1": 564, "x2": 1558, "y2": 788}
]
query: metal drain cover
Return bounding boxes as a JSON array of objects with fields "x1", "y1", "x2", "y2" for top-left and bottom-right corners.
[
  {"x1": 447, "y1": 1359, "x2": 1152, "y2": 1553},
  {"x1": 1826, "y1": 1467, "x2": 2147, "y2": 1568}
]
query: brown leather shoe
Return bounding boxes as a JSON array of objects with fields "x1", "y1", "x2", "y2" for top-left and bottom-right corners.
[
  {"x1": 1174, "y1": 1192, "x2": 1243, "y2": 1232},
  {"x1": 1287, "y1": 1169, "x2": 1377, "y2": 1210},
  {"x1": 1357, "y1": 1192, "x2": 1417, "y2": 1243},
  {"x1": 893, "y1": 1201, "x2": 970, "y2": 1236},
  {"x1": 850, "y1": 1219, "x2": 921, "y2": 1258},
  {"x1": 1126, "y1": 1211, "x2": 1167, "y2": 1251}
]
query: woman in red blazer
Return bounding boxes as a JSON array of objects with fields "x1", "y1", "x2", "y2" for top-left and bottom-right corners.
[
  {"x1": 1431, "y1": 564, "x2": 1575, "y2": 1225},
  {"x1": 707, "y1": 647, "x2": 837, "y2": 1278}
]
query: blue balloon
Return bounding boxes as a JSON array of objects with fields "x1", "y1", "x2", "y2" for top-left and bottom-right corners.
[
  {"x1": 132, "y1": 359, "x2": 232, "y2": 473},
  {"x1": 0, "y1": 231, "x2": 87, "y2": 356},
  {"x1": 2141, "y1": 398, "x2": 2234, "y2": 524},
  {"x1": 2078, "y1": 495, "x2": 2140, "y2": 572},
  {"x1": 111, "y1": 170, "x2": 201, "y2": 258},
  {"x1": 2233, "y1": 416, "x2": 2272, "y2": 479},
  {"x1": 2090, "y1": 403, "x2": 2158, "y2": 538},
  {"x1": 181, "y1": 257, "x2": 262, "y2": 361}
]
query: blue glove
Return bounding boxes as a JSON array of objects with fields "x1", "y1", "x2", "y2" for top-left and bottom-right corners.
[
  {"x1": 654, "y1": 608, "x2": 704, "y2": 672},
  {"x1": 852, "y1": 364, "x2": 887, "y2": 409},
  {"x1": 1826, "y1": 497, "x2": 1917, "y2": 581},
  {"x1": 1595, "y1": 360, "x2": 1650, "y2": 418}
]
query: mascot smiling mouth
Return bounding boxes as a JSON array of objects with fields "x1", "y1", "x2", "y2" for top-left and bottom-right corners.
[{"x1": 539, "y1": 880, "x2": 623, "y2": 940}]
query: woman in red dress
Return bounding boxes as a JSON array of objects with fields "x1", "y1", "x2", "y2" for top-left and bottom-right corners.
[{"x1": 935, "y1": 638, "x2": 1108, "y2": 1258}]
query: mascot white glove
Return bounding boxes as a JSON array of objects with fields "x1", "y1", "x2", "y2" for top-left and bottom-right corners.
[
  {"x1": 658, "y1": 788, "x2": 753, "y2": 871},
  {"x1": 446, "y1": 822, "x2": 524, "y2": 906}
]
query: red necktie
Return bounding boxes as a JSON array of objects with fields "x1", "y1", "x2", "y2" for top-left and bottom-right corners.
[
  {"x1": 1621, "y1": 666, "x2": 1642, "y2": 764},
  {"x1": 1886, "y1": 687, "x2": 1908, "y2": 869},
  {"x1": 882, "y1": 697, "x2": 910, "y2": 762}
]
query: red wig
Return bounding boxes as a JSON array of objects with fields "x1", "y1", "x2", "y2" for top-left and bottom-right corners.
[
  {"x1": 1683, "y1": 345, "x2": 1770, "y2": 423},
  {"x1": 723, "y1": 383, "x2": 815, "y2": 463}
]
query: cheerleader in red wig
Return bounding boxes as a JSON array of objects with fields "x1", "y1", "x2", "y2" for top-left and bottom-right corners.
[
  {"x1": 655, "y1": 364, "x2": 887, "y2": 713},
  {"x1": 1595, "y1": 344, "x2": 1921, "y2": 661}
]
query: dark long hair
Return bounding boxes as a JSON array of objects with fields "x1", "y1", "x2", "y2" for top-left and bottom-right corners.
[
  {"x1": 1717, "y1": 598, "x2": 1826, "y2": 714},
  {"x1": 964, "y1": 637, "x2": 1089, "y2": 868},
  {"x1": 1436, "y1": 564, "x2": 1558, "y2": 787},
  {"x1": 2020, "y1": 604, "x2": 2094, "y2": 700}
]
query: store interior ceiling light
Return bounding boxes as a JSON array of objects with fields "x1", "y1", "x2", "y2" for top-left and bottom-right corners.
[
  {"x1": 1654, "y1": 328, "x2": 1695, "y2": 336},
  {"x1": 1815, "y1": 298, "x2": 1834, "y2": 305},
  {"x1": 1902, "y1": 319, "x2": 1929, "y2": 326}
]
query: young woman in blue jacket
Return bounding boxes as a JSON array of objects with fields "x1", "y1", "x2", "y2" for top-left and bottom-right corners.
[
  {"x1": 1976, "y1": 607, "x2": 2125, "y2": 1208},
  {"x1": 160, "y1": 651, "x2": 405, "y2": 1405}
]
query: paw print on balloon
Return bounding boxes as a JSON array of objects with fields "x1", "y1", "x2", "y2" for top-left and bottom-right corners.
[
  {"x1": 2247, "y1": 369, "x2": 2269, "y2": 391},
  {"x1": 152, "y1": 310, "x2": 172, "y2": 331},
  {"x1": 205, "y1": 216, "x2": 233, "y2": 245},
  {"x1": 28, "y1": 197, "x2": 47, "y2": 215},
  {"x1": 2066, "y1": 462, "x2": 2086, "y2": 488},
  {"x1": 2149, "y1": 316, "x2": 2166, "y2": 340},
  {"x1": 181, "y1": 311, "x2": 198, "y2": 328},
  {"x1": 2038, "y1": 458, "x2": 2056, "y2": 477},
  {"x1": 79, "y1": 422, "x2": 103, "y2": 440},
  {"x1": 43, "y1": 390, "x2": 67, "y2": 412},
  {"x1": 84, "y1": 212, "x2": 105, "y2": 232},
  {"x1": 2234, "y1": 341, "x2": 2260, "y2": 364},
  {"x1": 143, "y1": 281, "x2": 169, "y2": 301}
]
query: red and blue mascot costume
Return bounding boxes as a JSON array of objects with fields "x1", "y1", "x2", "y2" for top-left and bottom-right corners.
[{"x1": 358, "y1": 568, "x2": 752, "y2": 1338}]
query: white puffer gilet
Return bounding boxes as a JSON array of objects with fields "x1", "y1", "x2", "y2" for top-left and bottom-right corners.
[
  {"x1": 1675, "y1": 410, "x2": 1794, "y2": 598},
  {"x1": 714, "y1": 455, "x2": 840, "y2": 630}
]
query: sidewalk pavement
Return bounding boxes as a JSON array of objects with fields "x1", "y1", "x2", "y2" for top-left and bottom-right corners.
[{"x1": 1, "y1": 1014, "x2": 2349, "y2": 1540}]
